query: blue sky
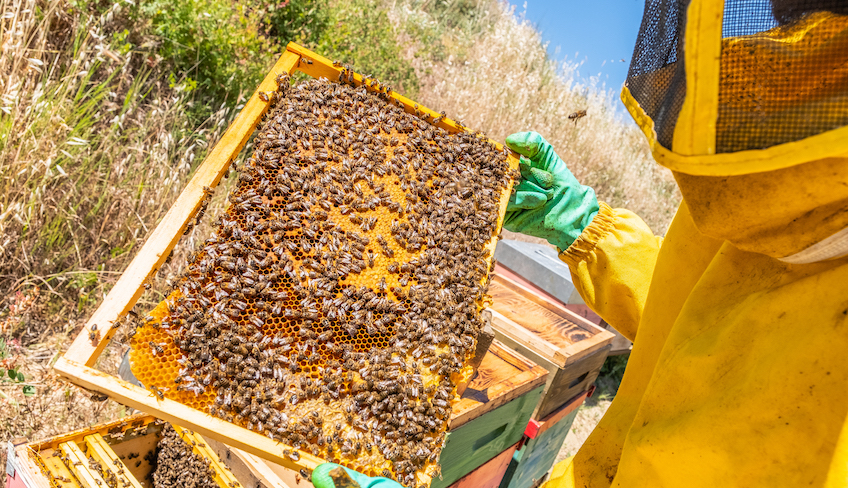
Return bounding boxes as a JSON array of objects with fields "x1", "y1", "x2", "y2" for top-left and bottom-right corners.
[{"x1": 507, "y1": 0, "x2": 646, "y2": 92}]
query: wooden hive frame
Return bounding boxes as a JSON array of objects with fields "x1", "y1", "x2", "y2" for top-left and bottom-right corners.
[
  {"x1": 53, "y1": 42, "x2": 519, "y2": 483},
  {"x1": 13, "y1": 414, "x2": 242, "y2": 488}
]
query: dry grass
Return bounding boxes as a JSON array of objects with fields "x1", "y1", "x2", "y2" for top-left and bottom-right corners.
[
  {"x1": 0, "y1": 0, "x2": 239, "y2": 458},
  {"x1": 0, "y1": 0, "x2": 236, "y2": 301},
  {"x1": 394, "y1": 0, "x2": 680, "y2": 232}
]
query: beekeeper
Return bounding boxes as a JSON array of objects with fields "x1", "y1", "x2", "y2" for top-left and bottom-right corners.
[{"x1": 313, "y1": 0, "x2": 848, "y2": 486}]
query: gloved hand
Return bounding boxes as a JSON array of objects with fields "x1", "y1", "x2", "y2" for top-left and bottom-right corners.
[
  {"x1": 311, "y1": 463, "x2": 403, "y2": 488},
  {"x1": 504, "y1": 131, "x2": 599, "y2": 251}
]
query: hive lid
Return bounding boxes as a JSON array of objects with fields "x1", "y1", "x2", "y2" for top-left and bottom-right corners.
[
  {"x1": 449, "y1": 341, "x2": 548, "y2": 428},
  {"x1": 493, "y1": 240, "x2": 582, "y2": 305},
  {"x1": 488, "y1": 274, "x2": 614, "y2": 368}
]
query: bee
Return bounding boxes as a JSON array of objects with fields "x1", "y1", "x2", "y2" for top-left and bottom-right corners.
[
  {"x1": 150, "y1": 385, "x2": 166, "y2": 400},
  {"x1": 88, "y1": 324, "x2": 101, "y2": 345},
  {"x1": 568, "y1": 109, "x2": 587, "y2": 124},
  {"x1": 259, "y1": 91, "x2": 270, "y2": 102},
  {"x1": 90, "y1": 392, "x2": 108, "y2": 402},
  {"x1": 148, "y1": 341, "x2": 164, "y2": 356}
]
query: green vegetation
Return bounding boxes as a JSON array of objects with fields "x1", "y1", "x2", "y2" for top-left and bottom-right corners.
[
  {"x1": 0, "y1": 337, "x2": 33, "y2": 397},
  {"x1": 597, "y1": 354, "x2": 630, "y2": 397},
  {"x1": 315, "y1": 0, "x2": 419, "y2": 95}
]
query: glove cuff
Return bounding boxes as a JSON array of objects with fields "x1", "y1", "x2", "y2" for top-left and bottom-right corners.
[{"x1": 559, "y1": 202, "x2": 616, "y2": 266}]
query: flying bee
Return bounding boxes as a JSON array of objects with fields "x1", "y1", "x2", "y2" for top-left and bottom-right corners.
[{"x1": 568, "y1": 109, "x2": 588, "y2": 124}]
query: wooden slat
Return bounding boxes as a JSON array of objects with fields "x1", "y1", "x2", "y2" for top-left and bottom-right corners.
[
  {"x1": 108, "y1": 425, "x2": 162, "y2": 484},
  {"x1": 63, "y1": 50, "x2": 302, "y2": 367},
  {"x1": 171, "y1": 426, "x2": 241, "y2": 488},
  {"x1": 29, "y1": 413, "x2": 153, "y2": 452},
  {"x1": 488, "y1": 310, "x2": 561, "y2": 365},
  {"x1": 16, "y1": 445, "x2": 55, "y2": 488},
  {"x1": 489, "y1": 281, "x2": 591, "y2": 349},
  {"x1": 59, "y1": 441, "x2": 107, "y2": 488},
  {"x1": 489, "y1": 275, "x2": 614, "y2": 366},
  {"x1": 204, "y1": 438, "x2": 296, "y2": 488},
  {"x1": 83, "y1": 433, "x2": 144, "y2": 488}
]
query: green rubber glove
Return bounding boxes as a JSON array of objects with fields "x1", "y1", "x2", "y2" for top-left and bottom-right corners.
[
  {"x1": 504, "y1": 131, "x2": 599, "y2": 251},
  {"x1": 311, "y1": 463, "x2": 403, "y2": 488}
]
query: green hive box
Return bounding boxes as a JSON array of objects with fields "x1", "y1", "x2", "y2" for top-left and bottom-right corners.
[
  {"x1": 499, "y1": 391, "x2": 588, "y2": 488},
  {"x1": 433, "y1": 342, "x2": 548, "y2": 488}
]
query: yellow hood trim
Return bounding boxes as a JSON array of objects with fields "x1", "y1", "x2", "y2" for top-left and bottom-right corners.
[{"x1": 622, "y1": 85, "x2": 848, "y2": 176}]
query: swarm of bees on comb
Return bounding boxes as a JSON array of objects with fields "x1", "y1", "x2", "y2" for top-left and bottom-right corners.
[
  {"x1": 129, "y1": 68, "x2": 518, "y2": 487},
  {"x1": 151, "y1": 424, "x2": 219, "y2": 488}
]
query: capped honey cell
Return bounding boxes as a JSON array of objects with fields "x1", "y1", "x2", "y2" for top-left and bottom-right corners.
[{"x1": 131, "y1": 74, "x2": 517, "y2": 487}]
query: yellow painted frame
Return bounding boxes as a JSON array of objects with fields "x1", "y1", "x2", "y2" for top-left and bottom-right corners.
[{"x1": 52, "y1": 42, "x2": 519, "y2": 484}]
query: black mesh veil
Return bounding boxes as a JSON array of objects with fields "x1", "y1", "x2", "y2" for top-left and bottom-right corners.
[
  {"x1": 625, "y1": 0, "x2": 848, "y2": 155},
  {"x1": 717, "y1": 0, "x2": 848, "y2": 153},
  {"x1": 625, "y1": 0, "x2": 690, "y2": 150}
]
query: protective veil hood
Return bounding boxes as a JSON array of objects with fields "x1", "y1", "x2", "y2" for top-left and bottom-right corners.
[{"x1": 623, "y1": 0, "x2": 848, "y2": 261}]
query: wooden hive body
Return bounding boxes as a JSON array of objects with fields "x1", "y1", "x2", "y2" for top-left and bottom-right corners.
[
  {"x1": 8, "y1": 414, "x2": 242, "y2": 488},
  {"x1": 499, "y1": 390, "x2": 589, "y2": 488},
  {"x1": 488, "y1": 273, "x2": 614, "y2": 419}
]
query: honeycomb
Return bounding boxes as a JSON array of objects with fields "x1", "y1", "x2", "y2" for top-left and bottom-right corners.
[{"x1": 130, "y1": 74, "x2": 516, "y2": 487}]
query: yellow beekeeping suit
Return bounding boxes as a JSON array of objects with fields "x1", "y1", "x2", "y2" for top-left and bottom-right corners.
[{"x1": 542, "y1": 9, "x2": 848, "y2": 488}]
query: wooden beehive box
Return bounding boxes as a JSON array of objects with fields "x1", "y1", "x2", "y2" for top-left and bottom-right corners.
[
  {"x1": 447, "y1": 441, "x2": 520, "y2": 488},
  {"x1": 6, "y1": 414, "x2": 242, "y2": 488},
  {"x1": 499, "y1": 390, "x2": 589, "y2": 488},
  {"x1": 488, "y1": 273, "x2": 614, "y2": 419},
  {"x1": 431, "y1": 342, "x2": 546, "y2": 488},
  {"x1": 51, "y1": 41, "x2": 519, "y2": 487}
]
